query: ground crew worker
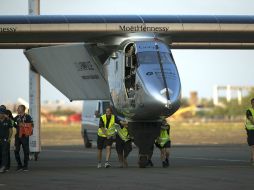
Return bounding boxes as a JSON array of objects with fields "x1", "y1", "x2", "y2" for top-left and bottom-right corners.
[
  {"x1": 0, "y1": 108, "x2": 13, "y2": 173},
  {"x1": 97, "y1": 107, "x2": 126, "y2": 168},
  {"x1": 115, "y1": 122, "x2": 131, "y2": 168},
  {"x1": 155, "y1": 120, "x2": 171, "y2": 168},
  {"x1": 5, "y1": 109, "x2": 15, "y2": 171},
  {"x1": 245, "y1": 98, "x2": 254, "y2": 165},
  {"x1": 14, "y1": 105, "x2": 33, "y2": 171},
  {"x1": 0, "y1": 105, "x2": 6, "y2": 110}
]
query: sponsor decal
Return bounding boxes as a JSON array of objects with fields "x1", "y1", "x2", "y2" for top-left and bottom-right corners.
[
  {"x1": 0, "y1": 27, "x2": 16, "y2": 32},
  {"x1": 82, "y1": 75, "x2": 99, "y2": 80},
  {"x1": 155, "y1": 71, "x2": 176, "y2": 79},
  {"x1": 30, "y1": 140, "x2": 37, "y2": 148},
  {"x1": 119, "y1": 25, "x2": 169, "y2": 32},
  {"x1": 74, "y1": 61, "x2": 94, "y2": 71},
  {"x1": 146, "y1": 72, "x2": 153, "y2": 76}
]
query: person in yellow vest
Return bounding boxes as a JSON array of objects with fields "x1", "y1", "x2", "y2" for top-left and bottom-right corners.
[
  {"x1": 97, "y1": 107, "x2": 126, "y2": 168},
  {"x1": 245, "y1": 98, "x2": 254, "y2": 165},
  {"x1": 155, "y1": 120, "x2": 171, "y2": 168},
  {"x1": 115, "y1": 122, "x2": 131, "y2": 168}
]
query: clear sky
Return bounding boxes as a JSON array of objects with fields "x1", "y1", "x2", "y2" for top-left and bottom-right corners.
[{"x1": 0, "y1": 0, "x2": 254, "y2": 103}]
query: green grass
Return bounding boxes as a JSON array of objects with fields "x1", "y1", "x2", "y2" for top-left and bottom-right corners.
[{"x1": 39, "y1": 122, "x2": 248, "y2": 146}]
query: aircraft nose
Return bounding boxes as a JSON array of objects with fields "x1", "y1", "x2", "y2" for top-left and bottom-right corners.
[
  {"x1": 149, "y1": 86, "x2": 176, "y2": 109},
  {"x1": 136, "y1": 65, "x2": 181, "y2": 110}
]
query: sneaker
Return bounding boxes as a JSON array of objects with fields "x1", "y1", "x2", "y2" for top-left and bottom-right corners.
[
  {"x1": 162, "y1": 161, "x2": 168, "y2": 168},
  {"x1": 16, "y1": 165, "x2": 23, "y2": 171},
  {"x1": 0, "y1": 166, "x2": 6, "y2": 173},
  {"x1": 23, "y1": 166, "x2": 29, "y2": 172},
  {"x1": 97, "y1": 163, "x2": 102, "y2": 168},
  {"x1": 105, "y1": 162, "x2": 111, "y2": 168}
]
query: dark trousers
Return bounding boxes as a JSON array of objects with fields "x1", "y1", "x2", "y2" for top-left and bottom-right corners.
[
  {"x1": 116, "y1": 135, "x2": 132, "y2": 158},
  {"x1": 6, "y1": 142, "x2": 11, "y2": 169},
  {"x1": 14, "y1": 136, "x2": 29, "y2": 167},
  {"x1": 0, "y1": 140, "x2": 8, "y2": 168}
]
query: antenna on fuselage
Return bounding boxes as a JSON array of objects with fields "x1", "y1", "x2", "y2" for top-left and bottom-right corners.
[{"x1": 154, "y1": 41, "x2": 171, "y2": 107}]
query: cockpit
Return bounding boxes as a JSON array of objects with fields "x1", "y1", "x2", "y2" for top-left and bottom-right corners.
[
  {"x1": 124, "y1": 41, "x2": 175, "y2": 99},
  {"x1": 124, "y1": 43, "x2": 137, "y2": 98}
]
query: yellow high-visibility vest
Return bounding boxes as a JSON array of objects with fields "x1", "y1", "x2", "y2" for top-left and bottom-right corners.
[
  {"x1": 98, "y1": 114, "x2": 116, "y2": 137},
  {"x1": 116, "y1": 124, "x2": 129, "y2": 142},
  {"x1": 245, "y1": 108, "x2": 254, "y2": 130},
  {"x1": 156, "y1": 128, "x2": 170, "y2": 147}
]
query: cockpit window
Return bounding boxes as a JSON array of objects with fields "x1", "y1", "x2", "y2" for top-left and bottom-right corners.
[
  {"x1": 159, "y1": 52, "x2": 173, "y2": 64},
  {"x1": 137, "y1": 52, "x2": 158, "y2": 65},
  {"x1": 137, "y1": 52, "x2": 173, "y2": 65}
]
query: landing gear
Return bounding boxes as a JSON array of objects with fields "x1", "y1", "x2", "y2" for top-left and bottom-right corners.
[
  {"x1": 128, "y1": 122, "x2": 161, "y2": 168},
  {"x1": 139, "y1": 154, "x2": 148, "y2": 168}
]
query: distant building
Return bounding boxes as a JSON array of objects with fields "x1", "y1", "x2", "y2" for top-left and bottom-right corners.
[
  {"x1": 189, "y1": 91, "x2": 198, "y2": 106},
  {"x1": 213, "y1": 85, "x2": 253, "y2": 105}
]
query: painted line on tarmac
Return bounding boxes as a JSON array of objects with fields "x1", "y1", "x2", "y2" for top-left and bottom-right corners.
[
  {"x1": 174, "y1": 156, "x2": 249, "y2": 163},
  {"x1": 43, "y1": 150, "x2": 249, "y2": 163},
  {"x1": 44, "y1": 149, "x2": 96, "y2": 154}
]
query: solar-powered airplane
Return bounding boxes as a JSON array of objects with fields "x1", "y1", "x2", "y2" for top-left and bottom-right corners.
[{"x1": 1, "y1": 15, "x2": 254, "y2": 167}]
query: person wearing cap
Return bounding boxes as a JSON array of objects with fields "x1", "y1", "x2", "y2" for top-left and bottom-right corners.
[
  {"x1": 14, "y1": 105, "x2": 33, "y2": 171},
  {"x1": 0, "y1": 108, "x2": 13, "y2": 173},
  {"x1": 115, "y1": 121, "x2": 131, "y2": 168},
  {"x1": 155, "y1": 119, "x2": 171, "y2": 168},
  {"x1": 0, "y1": 105, "x2": 6, "y2": 110},
  {"x1": 245, "y1": 98, "x2": 254, "y2": 165}
]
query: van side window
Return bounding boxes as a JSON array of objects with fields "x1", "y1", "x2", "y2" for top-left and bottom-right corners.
[{"x1": 102, "y1": 101, "x2": 110, "y2": 114}]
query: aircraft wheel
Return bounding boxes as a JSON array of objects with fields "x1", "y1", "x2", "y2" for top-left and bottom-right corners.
[{"x1": 138, "y1": 154, "x2": 148, "y2": 168}]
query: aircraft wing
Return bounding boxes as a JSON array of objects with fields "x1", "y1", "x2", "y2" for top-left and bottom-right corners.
[
  {"x1": 0, "y1": 15, "x2": 254, "y2": 49},
  {"x1": 25, "y1": 43, "x2": 110, "y2": 101}
]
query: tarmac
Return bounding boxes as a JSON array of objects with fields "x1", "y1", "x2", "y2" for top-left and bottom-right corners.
[{"x1": 0, "y1": 144, "x2": 253, "y2": 190}]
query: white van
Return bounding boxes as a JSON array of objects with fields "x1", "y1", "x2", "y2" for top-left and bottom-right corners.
[{"x1": 81, "y1": 100, "x2": 110, "y2": 147}]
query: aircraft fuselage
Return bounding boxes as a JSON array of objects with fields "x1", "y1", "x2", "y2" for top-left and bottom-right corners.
[{"x1": 105, "y1": 40, "x2": 181, "y2": 121}]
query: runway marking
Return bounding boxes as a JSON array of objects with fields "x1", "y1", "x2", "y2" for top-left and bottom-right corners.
[
  {"x1": 174, "y1": 156, "x2": 249, "y2": 163},
  {"x1": 43, "y1": 149, "x2": 249, "y2": 163},
  {"x1": 44, "y1": 149, "x2": 96, "y2": 154}
]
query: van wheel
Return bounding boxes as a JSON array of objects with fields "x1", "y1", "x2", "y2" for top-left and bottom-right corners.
[{"x1": 85, "y1": 142, "x2": 92, "y2": 148}]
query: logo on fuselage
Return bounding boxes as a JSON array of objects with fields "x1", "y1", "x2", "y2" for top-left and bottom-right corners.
[
  {"x1": 119, "y1": 25, "x2": 169, "y2": 32},
  {"x1": 146, "y1": 72, "x2": 154, "y2": 76},
  {"x1": 0, "y1": 27, "x2": 16, "y2": 32}
]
